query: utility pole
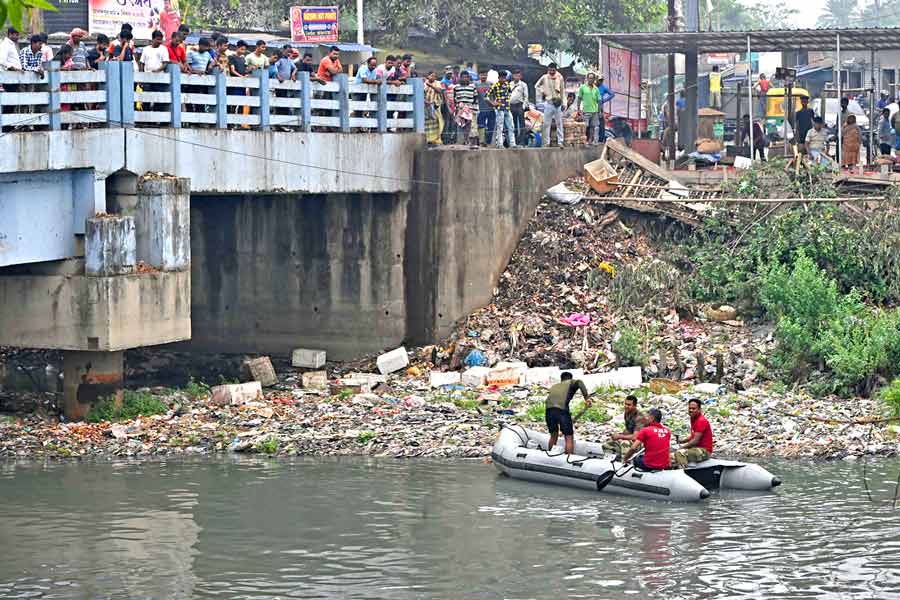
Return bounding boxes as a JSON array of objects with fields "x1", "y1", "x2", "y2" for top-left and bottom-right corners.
[
  {"x1": 667, "y1": 0, "x2": 677, "y2": 163},
  {"x1": 356, "y1": 0, "x2": 364, "y2": 45}
]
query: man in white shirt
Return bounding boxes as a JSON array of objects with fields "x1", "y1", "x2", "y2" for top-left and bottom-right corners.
[
  {"x1": 535, "y1": 62, "x2": 565, "y2": 147},
  {"x1": 509, "y1": 69, "x2": 529, "y2": 145},
  {"x1": 139, "y1": 30, "x2": 169, "y2": 73},
  {"x1": 0, "y1": 27, "x2": 22, "y2": 71}
]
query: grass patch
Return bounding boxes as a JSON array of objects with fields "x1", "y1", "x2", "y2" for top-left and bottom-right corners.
[
  {"x1": 254, "y1": 435, "x2": 280, "y2": 455},
  {"x1": 86, "y1": 390, "x2": 168, "y2": 423},
  {"x1": 184, "y1": 377, "x2": 210, "y2": 400},
  {"x1": 880, "y1": 379, "x2": 900, "y2": 417},
  {"x1": 524, "y1": 400, "x2": 610, "y2": 424},
  {"x1": 356, "y1": 431, "x2": 378, "y2": 444}
]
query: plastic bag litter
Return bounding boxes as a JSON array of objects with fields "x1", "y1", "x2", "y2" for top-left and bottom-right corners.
[
  {"x1": 464, "y1": 350, "x2": 488, "y2": 367},
  {"x1": 545, "y1": 182, "x2": 582, "y2": 205}
]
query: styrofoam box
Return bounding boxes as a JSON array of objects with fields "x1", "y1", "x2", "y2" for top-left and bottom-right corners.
[{"x1": 376, "y1": 346, "x2": 409, "y2": 375}]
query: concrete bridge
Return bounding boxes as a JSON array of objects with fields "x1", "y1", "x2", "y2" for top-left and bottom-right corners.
[{"x1": 0, "y1": 63, "x2": 602, "y2": 418}]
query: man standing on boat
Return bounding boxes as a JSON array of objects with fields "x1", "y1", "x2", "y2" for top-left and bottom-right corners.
[
  {"x1": 602, "y1": 394, "x2": 642, "y2": 458},
  {"x1": 545, "y1": 372, "x2": 591, "y2": 454},
  {"x1": 674, "y1": 399, "x2": 714, "y2": 467},
  {"x1": 622, "y1": 409, "x2": 671, "y2": 471}
]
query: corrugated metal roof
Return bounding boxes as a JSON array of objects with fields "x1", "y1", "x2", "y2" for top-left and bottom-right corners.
[{"x1": 590, "y1": 27, "x2": 900, "y2": 53}]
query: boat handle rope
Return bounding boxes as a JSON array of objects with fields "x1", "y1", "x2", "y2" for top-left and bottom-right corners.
[{"x1": 500, "y1": 423, "x2": 614, "y2": 465}]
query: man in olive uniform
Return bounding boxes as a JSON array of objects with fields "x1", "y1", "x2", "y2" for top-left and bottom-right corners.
[
  {"x1": 603, "y1": 394, "x2": 643, "y2": 459},
  {"x1": 544, "y1": 372, "x2": 592, "y2": 454}
]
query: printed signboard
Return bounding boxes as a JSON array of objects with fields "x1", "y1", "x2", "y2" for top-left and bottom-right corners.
[
  {"x1": 601, "y1": 42, "x2": 643, "y2": 121},
  {"x1": 290, "y1": 6, "x2": 339, "y2": 43},
  {"x1": 88, "y1": 0, "x2": 181, "y2": 41}
]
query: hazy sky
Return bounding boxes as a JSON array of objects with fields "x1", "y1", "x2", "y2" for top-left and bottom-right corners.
[{"x1": 789, "y1": 0, "x2": 827, "y2": 28}]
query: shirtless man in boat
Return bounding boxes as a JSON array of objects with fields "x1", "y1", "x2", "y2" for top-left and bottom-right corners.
[
  {"x1": 673, "y1": 398, "x2": 714, "y2": 467},
  {"x1": 544, "y1": 372, "x2": 592, "y2": 454},
  {"x1": 622, "y1": 408, "x2": 671, "y2": 471},
  {"x1": 602, "y1": 394, "x2": 643, "y2": 459}
]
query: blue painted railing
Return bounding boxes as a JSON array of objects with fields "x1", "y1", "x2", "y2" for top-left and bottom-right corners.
[{"x1": 0, "y1": 61, "x2": 425, "y2": 133}]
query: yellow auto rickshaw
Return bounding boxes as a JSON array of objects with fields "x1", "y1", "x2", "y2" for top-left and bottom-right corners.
[{"x1": 764, "y1": 87, "x2": 810, "y2": 135}]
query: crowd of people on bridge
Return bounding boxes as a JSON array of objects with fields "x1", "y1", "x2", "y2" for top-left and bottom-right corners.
[
  {"x1": 420, "y1": 63, "x2": 618, "y2": 148},
  {"x1": 2, "y1": 24, "x2": 625, "y2": 146}
]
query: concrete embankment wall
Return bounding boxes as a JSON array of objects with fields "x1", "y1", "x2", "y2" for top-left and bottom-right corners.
[
  {"x1": 187, "y1": 146, "x2": 603, "y2": 359},
  {"x1": 405, "y1": 146, "x2": 605, "y2": 344},
  {"x1": 189, "y1": 193, "x2": 407, "y2": 360}
]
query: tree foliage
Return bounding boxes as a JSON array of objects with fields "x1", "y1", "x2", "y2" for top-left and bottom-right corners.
[
  {"x1": 364, "y1": 0, "x2": 664, "y2": 59},
  {"x1": 187, "y1": 0, "x2": 663, "y2": 61},
  {"x1": 817, "y1": 0, "x2": 859, "y2": 27},
  {"x1": 0, "y1": 0, "x2": 57, "y2": 30},
  {"x1": 701, "y1": 0, "x2": 798, "y2": 31}
]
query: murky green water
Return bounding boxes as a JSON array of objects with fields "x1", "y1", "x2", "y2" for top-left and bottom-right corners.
[{"x1": 1, "y1": 457, "x2": 899, "y2": 599}]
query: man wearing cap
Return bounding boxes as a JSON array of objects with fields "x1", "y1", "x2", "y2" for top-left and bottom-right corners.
[
  {"x1": 65, "y1": 28, "x2": 90, "y2": 70},
  {"x1": 623, "y1": 408, "x2": 671, "y2": 471},
  {"x1": 441, "y1": 66, "x2": 455, "y2": 87}
]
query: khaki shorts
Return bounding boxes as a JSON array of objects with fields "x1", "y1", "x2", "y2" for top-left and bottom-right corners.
[{"x1": 673, "y1": 447, "x2": 710, "y2": 467}]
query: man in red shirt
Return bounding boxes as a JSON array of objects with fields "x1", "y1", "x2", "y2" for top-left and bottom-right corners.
[
  {"x1": 317, "y1": 46, "x2": 342, "y2": 83},
  {"x1": 623, "y1": 408, "x2": 671, "y2": 471},
  {"x1": 674, "y1": 398, "x2": 714, "y2": 467},
  {"x1": 167, "y1": 30, "x2": 188, "y2": 73}
]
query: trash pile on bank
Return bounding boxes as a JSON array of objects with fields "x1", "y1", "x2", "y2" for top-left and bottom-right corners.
[{"x1": 2, "y1": 350, "x2": 899, "y2": 460}]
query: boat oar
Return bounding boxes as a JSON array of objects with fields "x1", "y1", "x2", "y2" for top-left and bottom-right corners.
[{"x1": 596, "y1": 469, "x2": 616, "y2": 491}]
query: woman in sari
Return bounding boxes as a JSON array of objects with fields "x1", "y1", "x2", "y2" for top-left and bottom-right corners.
[{"x1": 841, "y1": 114, "x2": 861, "y2": 168}]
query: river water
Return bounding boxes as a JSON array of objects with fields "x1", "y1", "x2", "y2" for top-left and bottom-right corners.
[{"x1": 1, "y1": 457, "x2": 899, "y2": 599}]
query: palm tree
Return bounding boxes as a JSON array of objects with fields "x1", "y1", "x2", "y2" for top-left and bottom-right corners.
[{"x1": 817, "y1": 0, "x2": 859, "y2": 28}]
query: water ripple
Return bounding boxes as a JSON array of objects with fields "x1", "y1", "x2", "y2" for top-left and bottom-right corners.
[{"x1": 1, "y1": 457, "x2": 900, "y2": 599}]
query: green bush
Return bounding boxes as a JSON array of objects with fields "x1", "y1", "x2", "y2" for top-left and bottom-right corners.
[
  {"x1": 253, "y1": 435, "x2": 280, "y2": 454},
  {"x1": 86, "y1": 390, "x2": 169, "y2": 423},
  {"x1": 671, "y1": 196, "x2": 900, "y2": 309},
  {"x1": 612, "y1": 326, "x2": 646, "y2": 367},
  {"x1": 184, "y1": 377, "x2": 210, "y2": 400},
  {"x1": 759, "y1": 253, "x2": 841, "y2": 375},
  {"x1": 759, "y1": 254, "x2": 900, "y2": 394},
  {"x1": 880, "y1": 379, "x2": 900, "y2": 416}
]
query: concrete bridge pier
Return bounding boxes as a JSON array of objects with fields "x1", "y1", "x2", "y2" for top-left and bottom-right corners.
[{"x1": 0, "y1": 158, "x2": 192, "y2": 420}]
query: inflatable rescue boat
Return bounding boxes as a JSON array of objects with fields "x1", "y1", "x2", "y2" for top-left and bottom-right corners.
[{"x1": 492, "y1": 425, "x2": 781, "y2": 502}]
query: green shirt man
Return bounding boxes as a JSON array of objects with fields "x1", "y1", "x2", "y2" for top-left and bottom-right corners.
[
  {"x1": 544, "y1": 372, "x2": 591, "y2": 454},
  {"x1": 576, "y1": 82, "x2": 600, "y2": 114}
]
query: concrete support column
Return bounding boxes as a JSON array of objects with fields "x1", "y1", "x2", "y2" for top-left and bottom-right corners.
[
  {"x1": 683, "y1": 51, "x2": 698, "y2": 157},
  {"x1": 85, "y1": 216, "x2": 136, "y2": 276},
  {"x1": 136, "y1": 176, "x2": 191, "y2": 270},
  {"x1": 62, "y1": 350, "x2": 124, "y2": 421},
  {"x1": 107, "y1": 173, "x2": 190, "y2": 271}
]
